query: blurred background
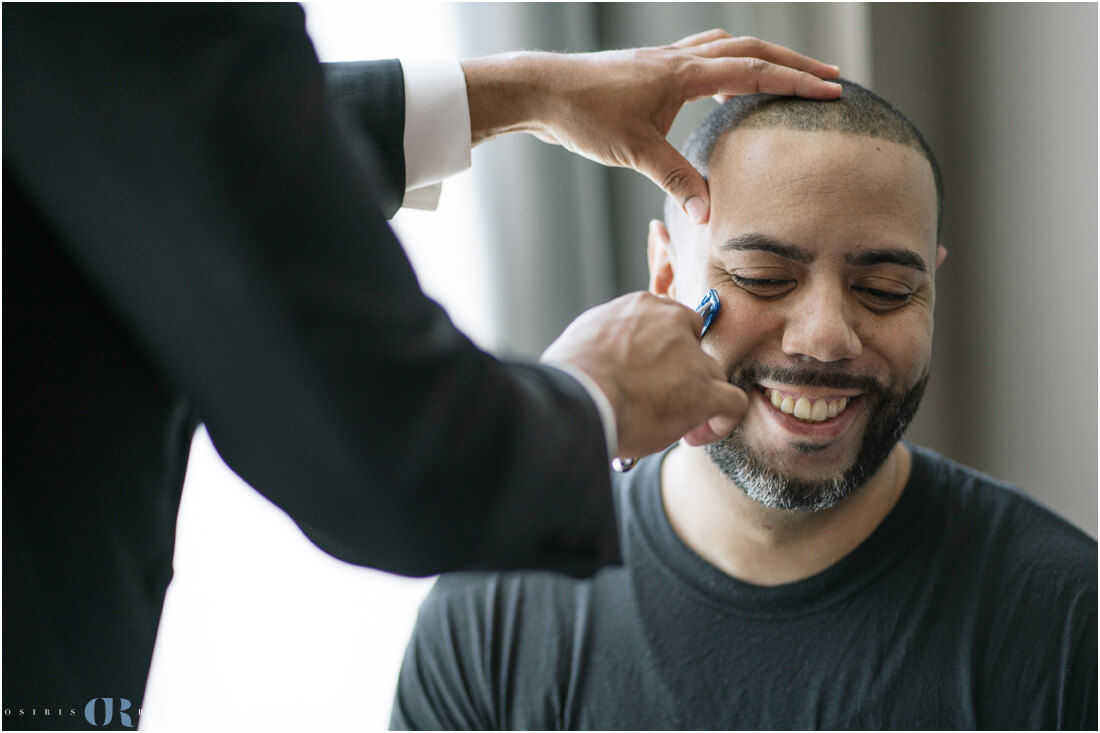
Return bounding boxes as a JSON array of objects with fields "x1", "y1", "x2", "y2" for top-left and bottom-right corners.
[{"x1": 142, "y1": 3, "x2": 1097, "y2": 730}]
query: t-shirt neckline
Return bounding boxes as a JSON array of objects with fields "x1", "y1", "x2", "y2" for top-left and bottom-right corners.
[{"x1": 624, "y1": 443, "x2": 938, "y2": 618}]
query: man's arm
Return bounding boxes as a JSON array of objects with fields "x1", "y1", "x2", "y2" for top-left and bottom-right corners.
[{"x1": 5, "y1": 3, "x2": 619, "y2": 576}]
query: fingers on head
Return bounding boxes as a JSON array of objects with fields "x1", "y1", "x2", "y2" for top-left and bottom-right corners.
[
  {"x1": 690, "y1": 35, "x2": 771, "y2": 60},
  {"x1": 670, "y1": 28, "x2": 733, "y2": 48},
  {"x1": 695, "y1": 58, "x2": 842, "y2": 99},
  {"x1": 691, "y1": 36, "x2": 840, "y2": 78}
]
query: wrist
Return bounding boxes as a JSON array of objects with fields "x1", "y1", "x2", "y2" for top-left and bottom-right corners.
[
  {"x1": 548, "y1": 363, "x2": 620, "y2": 459},
  {"x1": 461, "y1": 51, "x2": 559, "y2": 145}
]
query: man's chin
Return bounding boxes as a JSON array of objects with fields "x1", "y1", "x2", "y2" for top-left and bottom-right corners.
[
  {"x1": 704, "y1": 371, "x2": 929, "y2": 512},
  {"x1": 724, "y1": 409, "x2": 869, "y2": 486},
  {"x1": 754, "y1": 444, "x2": 865, "y2": 483},
  {"x1": 704, "y1": 434, "x2": 869, "y2": 512},
  {"x1": 774, "y1": 434, "x2": 871, "y2": 475}
]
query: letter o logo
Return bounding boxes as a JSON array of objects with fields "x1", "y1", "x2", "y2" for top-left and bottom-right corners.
[
  {"x1": 85, "y1": 698, "x2": 111, "y2": 727},
  {"x1": 84, "y1": 698, "x2": 134, "y2": 728}
]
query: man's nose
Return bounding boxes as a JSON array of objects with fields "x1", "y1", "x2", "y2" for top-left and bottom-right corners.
[{"x1": 780, "y1": 285, "x2": 862, "y2": 363}]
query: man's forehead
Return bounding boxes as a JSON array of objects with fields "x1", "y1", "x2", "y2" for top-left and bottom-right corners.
[
  {"x1": 703, "y1": 126, "x2": 939, "y2": 254},
  {"x1": 709, "y1": 126, "x2": 930, "y2": 182}
]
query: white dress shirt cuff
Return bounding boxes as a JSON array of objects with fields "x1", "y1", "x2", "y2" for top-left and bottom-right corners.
[
  {"x1": 401, "y1": 58, "x2": 472, "y2": 210},
  {"x1": 548, "y1": 364, "x2": 618, "y2": 460}
]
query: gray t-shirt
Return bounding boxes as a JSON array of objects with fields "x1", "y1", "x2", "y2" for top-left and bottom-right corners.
[{"x1": 391, "y1": 445, "x2": 1097, "y2": 730}]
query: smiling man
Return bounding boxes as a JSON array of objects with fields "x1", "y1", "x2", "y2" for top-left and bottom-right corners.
[{"x1": 389, "y1": 81, "x2": 1097, "y2": 730}]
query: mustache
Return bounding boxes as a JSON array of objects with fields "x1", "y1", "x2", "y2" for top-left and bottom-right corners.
[{"x1": 730, "y1": 364, "x2": 888, "y2": 394}]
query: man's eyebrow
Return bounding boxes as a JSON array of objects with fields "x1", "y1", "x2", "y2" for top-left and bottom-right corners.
[
  {"x1": 845, "y1": 248, "x2": 927, "y2": 272},
  {"x1": 722, "y1": 234, "x2": 813, "y2": 263},
  {"x1": 722, "y1": 235, "x2": 929, "y2": 273}
]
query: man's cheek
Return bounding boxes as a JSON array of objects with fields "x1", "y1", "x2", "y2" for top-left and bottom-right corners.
[
  {"x1": 702, "y1": 341, "x2": 748, "y2": 382},
  {"x1": 699, "y1": 299, "x2": 772, "y2": 369},
  {"x1": 895, "y1": 330, "x2": 934, "y2": 388}
]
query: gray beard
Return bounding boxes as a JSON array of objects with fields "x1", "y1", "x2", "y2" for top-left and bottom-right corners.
[{"x1": 704, "y1": 364, "x2": 929, "y2": 512}]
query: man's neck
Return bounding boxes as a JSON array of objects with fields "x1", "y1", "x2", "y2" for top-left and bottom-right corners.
[{"x1": 660, "y1": 442, "x2": 911, "y2": 586}]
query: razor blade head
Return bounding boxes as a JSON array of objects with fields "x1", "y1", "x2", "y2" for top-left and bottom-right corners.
[{"x1": 696, "y1": 288, "x2": 720, "y2": 337}]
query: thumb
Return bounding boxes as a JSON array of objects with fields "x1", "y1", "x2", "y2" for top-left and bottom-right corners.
[
  {"x1": 638, "y1": 138, "x2": 711, "y2": 225},
  {"x1": 682, "y1": 383, "x2": 748, "y2": 447}
]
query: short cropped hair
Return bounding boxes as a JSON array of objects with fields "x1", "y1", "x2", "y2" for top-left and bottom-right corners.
[{"x1": 666, "y1": 78, "x2": 944, "y2": 238}]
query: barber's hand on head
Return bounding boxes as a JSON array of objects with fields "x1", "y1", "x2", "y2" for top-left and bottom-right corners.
[
  {"x1": 542, "y1": 292, "x2": 749, "y2": 459},
  {"x1": 462, "y1": 30, "x2": 841, "y2": 224}
]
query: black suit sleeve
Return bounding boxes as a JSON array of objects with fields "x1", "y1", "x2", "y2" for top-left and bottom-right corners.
[
  {"x1": 322, "y1": 59, "x2": 407, "y2": 217},
  {"x1": 4, "y1": 4, "x2": 619, "y2": 577}
]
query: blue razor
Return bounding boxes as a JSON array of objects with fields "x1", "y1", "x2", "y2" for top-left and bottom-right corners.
[{"x1": 696, "y1": 288, "x2": 720, "y2": 337}]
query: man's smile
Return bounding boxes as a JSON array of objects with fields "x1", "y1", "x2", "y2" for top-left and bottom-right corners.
[
  {"x1": 763, "y1": 386, "x2": 857, "y2": 422},
  {"x1": 752, "y1": 384, "x2": 866, "y2": 440}
]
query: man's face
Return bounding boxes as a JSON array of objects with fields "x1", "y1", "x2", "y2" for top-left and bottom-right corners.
[{"x1": 653, "y1": 127, "x2": 943, "y2": 510}]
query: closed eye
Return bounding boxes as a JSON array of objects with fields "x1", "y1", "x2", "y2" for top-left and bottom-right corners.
[
  {"x1": 731, "y1": 274, "x2": 795, "y2": 297},
  {"x1": 854, "y1": 286, "x2": 912, "y2": 309}
]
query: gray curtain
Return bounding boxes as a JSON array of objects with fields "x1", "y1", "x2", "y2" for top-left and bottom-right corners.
[{"x1": 456, "y1": 2, "x2": 1097, "y2": 537}]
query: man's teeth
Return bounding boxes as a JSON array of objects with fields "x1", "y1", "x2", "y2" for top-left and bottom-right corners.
[{"x1": 767, "y1": 389, "x2": 850, "y2": 423}]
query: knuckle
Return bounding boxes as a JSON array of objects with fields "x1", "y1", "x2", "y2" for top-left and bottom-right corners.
[
  {"x1": 660, "y1": 167, "x2": 695, "y2": 197},
  {"x1": 743, "y1": 56, "x2": 770, "y2": 75},
  {"x1": 660, "y1": 53, "x2": 698, "y2": 86},
  {"x1": 626, "y1": 291, "x2": 655, "y2": 311}
]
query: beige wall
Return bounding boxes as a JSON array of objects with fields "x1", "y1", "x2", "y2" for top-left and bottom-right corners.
[{"x1": 870, "y1": 3, "x2": 1097, "y2": 537}]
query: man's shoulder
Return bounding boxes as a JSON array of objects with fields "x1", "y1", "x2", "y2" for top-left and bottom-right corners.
[
  {"x1": 913, "y1": 444, "x2": 1096, "y2": 585},
  {"x1": 909, "y1": 446, "x2": 1096, "y2": 729},
  {"x1": 397, "y1": 565, "x2": 637, "y2": 729}
]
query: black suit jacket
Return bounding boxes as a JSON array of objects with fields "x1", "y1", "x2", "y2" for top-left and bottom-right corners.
[{"x1": 3, "y1": 4, "x2": 618, "y2": 726}]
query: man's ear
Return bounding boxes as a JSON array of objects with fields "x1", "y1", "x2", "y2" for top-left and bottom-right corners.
[
  {"x1": 647, "y1": 219, "x2": 676, "y2": 297},
  {"x1": 935, "y1": 244, "x2": 948, "y2": 270}
]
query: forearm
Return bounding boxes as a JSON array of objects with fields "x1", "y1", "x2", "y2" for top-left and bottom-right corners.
[{"x1": 462, "y1": 52, "x2": 553, "y2": 145}]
